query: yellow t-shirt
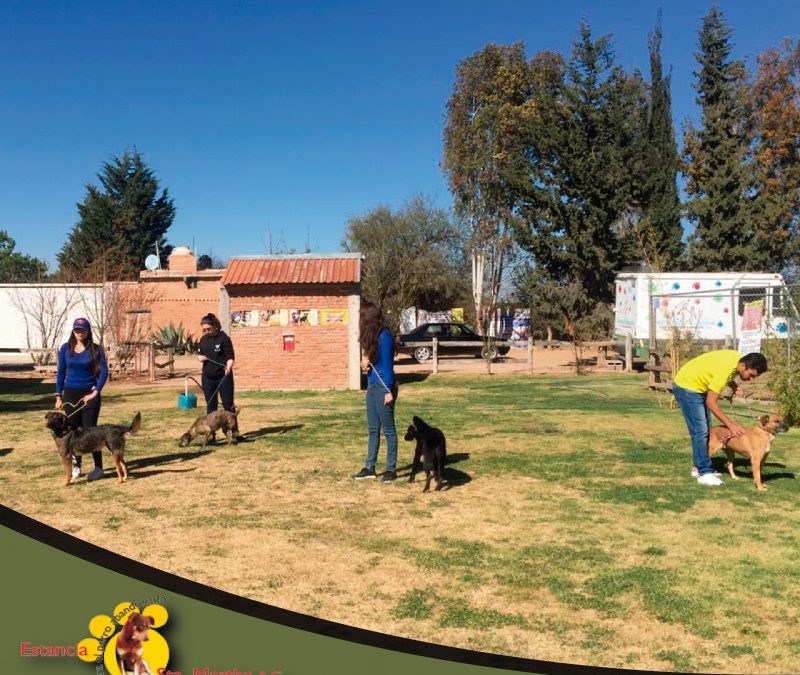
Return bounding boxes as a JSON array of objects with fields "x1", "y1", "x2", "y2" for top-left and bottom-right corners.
[{"x1": 673, "y1": 349, "x2": 741, "y2": 394}]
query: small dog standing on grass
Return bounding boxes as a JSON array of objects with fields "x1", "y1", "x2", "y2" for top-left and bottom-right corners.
[
  {"x1": 708, "y1": 413, "x2": 789, "y2": 491},
  {"x1": 178, "y1": 406, "x2": 241, "y2": 447},
  {"x1": 45, "y1": 410, "x2": 141, "y2": 486},
  {"x1": 404, "y1": 415, "x2": 447, "y2": 492}
]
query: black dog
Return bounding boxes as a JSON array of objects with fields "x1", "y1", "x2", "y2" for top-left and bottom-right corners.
[
  {"x1": 404, "y1": 416, "x2": 446, "y2": 492},
  {"x1": 45, "y1": 411, "x2": 141, "y2": 486}
]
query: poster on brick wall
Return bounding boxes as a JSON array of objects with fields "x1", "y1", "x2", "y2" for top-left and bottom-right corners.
[
  {"x1": 259, "y1": 309, "x2": 281, "y2": 327},
  {"x1": 321, "y1": 309, "x2": 348, "y2": 325},
  {"x1": 230, "y1": 310, "x2": 258, "y2": 328},
  {"x1": 304, "y1": 309, "x2": 319, "y2": 326},
  {"x1": 230, "y1": 310, "x2": 250, "y2": 328}
]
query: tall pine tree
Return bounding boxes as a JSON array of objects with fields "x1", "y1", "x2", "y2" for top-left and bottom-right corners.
[
  {"x1": 514, "y1": 23, "x2": 647, "y2": 336},
  {"x1": 683, "y1": 6, "x2": 751, "y2": 271},
  {"x1": 639, "y1": 14, "x2": 683, "y2": 270},
  {"x1": 58, "y1": 150, "x2": 175, "y2": 280}
]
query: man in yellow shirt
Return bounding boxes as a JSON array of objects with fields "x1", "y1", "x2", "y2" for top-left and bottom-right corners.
[{"x1": 672, "y1": 350, "x2": 768, "y2": 486}]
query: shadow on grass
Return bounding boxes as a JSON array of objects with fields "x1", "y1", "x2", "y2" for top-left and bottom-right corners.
[
  {"x1": 442, "y1": 467, "x2": 472, "y2": 488},
  {"x1": 397, "y1": 452, "x2": 472, "y2": 489},
  {"x1": 0, "y1": 376, "x2": 59, "y2": 414},
  {"x1": 130, "y1": 467, "x2": 198, "y2": 480},
  {"x1": 126, "y1": 449, "x2": 214, "y2": 470},
  {"x1": 711, "y1": 457, "x2": 796, "y2": 485},
  {"x1": 446, "y1": 452, "x2": 470, "y2": 466},
  {"x1": 238, "y1": 424, "x2": 304, "y2": 442},
  {"x1": 728, "y1": 460, "x2": 796, "y2": 485},
  {"x1": 0, "y1": 448, "x2": 12, "y2": 457},
  {"x1": 0, "y1": 394, "x2": 58, "y2": 414},
  {"x1": 396, "y1": 372, "x2": 430, "y2": 385}
]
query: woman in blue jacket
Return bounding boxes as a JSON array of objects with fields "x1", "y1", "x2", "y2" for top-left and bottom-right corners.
[
  {"x1": 54, "y1": 317, "x2": 109, "y2": 481},
  {"x1": 352, "y1": 302, "x2": 398, "y2": 482}
]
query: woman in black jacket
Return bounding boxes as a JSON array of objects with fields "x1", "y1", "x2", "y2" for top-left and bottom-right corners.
[{"x1": 196, "y1": 313, "x2": 236, "y2": 413}]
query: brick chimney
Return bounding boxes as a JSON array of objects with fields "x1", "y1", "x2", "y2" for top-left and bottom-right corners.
[{"x1": 167, "y1": 246, "x2": 197, "y2": 273}]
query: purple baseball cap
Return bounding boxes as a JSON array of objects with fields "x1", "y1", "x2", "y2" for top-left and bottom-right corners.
[{"x1": 72, "y1": 317, "x2": 91, "y2": 330}]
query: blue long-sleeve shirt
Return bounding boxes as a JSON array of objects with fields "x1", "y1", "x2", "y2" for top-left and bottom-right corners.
[
  {"x1": 367, "y1": 328, "x2": 395, "y2": 391},
  {"x1": 55, "y1": 343, "x2": 108, "y2": 394}
]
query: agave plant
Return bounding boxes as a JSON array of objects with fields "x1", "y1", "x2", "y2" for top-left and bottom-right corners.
[{"x1": 155, "y1": 322, "x2": 196, "y2": 355}]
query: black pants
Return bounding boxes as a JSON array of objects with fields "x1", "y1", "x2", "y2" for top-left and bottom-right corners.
[
  {"x1": 62, "y1": 387, "x2": 102, "y2": 469},
  {"x1": 202, "y1": 372, "x2": 235, "y2": 414}
]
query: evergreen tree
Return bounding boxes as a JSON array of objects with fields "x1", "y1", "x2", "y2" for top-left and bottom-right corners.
[
  {"x1": 639, "y1": 14, "x2": 684, "y2": 270},
  {"x1": 514, "y1": 23, "x2": 647, "y2": 336},
  {"x1": 0, "y1": 231, "x2": 48, "y2": 282},
  {"x1": 58, "y1": 150, "x2": 175, "y2": 280},
  {"x1": 683, "y1": 6, "x2": 751, "y2": 271}
]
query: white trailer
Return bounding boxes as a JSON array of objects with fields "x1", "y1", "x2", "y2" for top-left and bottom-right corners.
[{"x1": 613, "y1": 272, "x2": 792, "y2": 341}]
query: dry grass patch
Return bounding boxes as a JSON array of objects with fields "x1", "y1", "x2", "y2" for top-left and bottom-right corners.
[{"x1": 2, "y1": 373, "x2": 800, "y2": 672}]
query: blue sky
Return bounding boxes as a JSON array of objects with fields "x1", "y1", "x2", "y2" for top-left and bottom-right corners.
[{"x1": 1, "y1": 0, "x2": 798, "y2": 268}]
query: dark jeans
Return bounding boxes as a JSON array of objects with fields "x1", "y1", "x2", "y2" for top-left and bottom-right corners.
[
  {"x1": 202, "y1": 372, "x2": 235, "y2": 414},
  {"x1": 672, "y1": 383, "x2": 713, "y2": 476},
  {"x1": 62, "y1": 387, "x2": 102, "y2": 469},
  {"x1": 365, "y1": 382, "x2": 398, "y2": 472}
]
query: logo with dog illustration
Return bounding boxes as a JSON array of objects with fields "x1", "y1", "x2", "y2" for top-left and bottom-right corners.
[{"x1": 77, "y1": 600, "x2": 169, "y2": 675}]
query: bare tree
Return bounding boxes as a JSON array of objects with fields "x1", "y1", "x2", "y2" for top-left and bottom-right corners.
[{"x1": 8, "y1": 285, "x2": 81, "y2": 365}]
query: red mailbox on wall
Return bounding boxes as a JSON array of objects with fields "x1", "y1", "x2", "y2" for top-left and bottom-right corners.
[{"x1": 282, "y1": 334, "x2": 295, "y2": 352}]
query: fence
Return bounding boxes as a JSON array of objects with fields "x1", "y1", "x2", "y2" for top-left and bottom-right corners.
[
  {"x1": 399, "y1": 336, "x2": 627, "y2": 375},
  {"x1": 645, "y1": 283, "x2": 800, "y2": 396}
]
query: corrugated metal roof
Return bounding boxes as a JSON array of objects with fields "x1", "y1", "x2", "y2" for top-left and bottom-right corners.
[{"x1": 222, "y1": 255, "x2": 361, "y2": 285}]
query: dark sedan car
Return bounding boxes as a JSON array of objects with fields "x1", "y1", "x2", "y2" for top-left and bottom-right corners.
[{"x1": 397, "y1": 322, "x2": 511, "y2": 363}]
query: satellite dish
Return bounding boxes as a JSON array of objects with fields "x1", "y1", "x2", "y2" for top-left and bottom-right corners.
[{"x1": 144, "y1": 254, "x2": 160, "y2": 271}]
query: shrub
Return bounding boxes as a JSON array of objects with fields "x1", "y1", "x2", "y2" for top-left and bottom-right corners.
[
  {"x1": 762, "y1": 337, "x2": 800, "y2": 425},
  {"x1": 155, "y1": 322, "x2": 196, "y2": 356}
]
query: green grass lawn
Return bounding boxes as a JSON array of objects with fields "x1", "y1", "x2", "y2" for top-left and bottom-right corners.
[{"x1": 2, "y1": 372, "x2": 800, "y2": 673}]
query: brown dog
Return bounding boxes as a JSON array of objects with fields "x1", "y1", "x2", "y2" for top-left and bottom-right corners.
[
  {"x1": 708, "y1": 413, "x2": 789, "y2": 491},
  {"x1": 178, "y1": 406, "x2": 240, "y2": 447},
  {"x1": 45, "y1": 411, "x2": 141, "y2": 486},
  {"x1": 116, "y1": 611, "x2": 154, "y2": 675}
]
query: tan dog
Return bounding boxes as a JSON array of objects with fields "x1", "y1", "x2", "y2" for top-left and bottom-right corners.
[
  {"x1": 178, "y1": 406, "x2": 240, "y2": 447},
  {"x1": 116, "y1": 611, "x2": 154, "y2": 675},
  {"x1": 708, "y1": 413, "x2": 789, "y2": 491}
]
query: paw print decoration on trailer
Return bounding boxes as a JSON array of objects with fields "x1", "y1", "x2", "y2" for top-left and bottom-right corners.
[{"x1": 77, "y1": 601, "x2": 169, "y2": 675}]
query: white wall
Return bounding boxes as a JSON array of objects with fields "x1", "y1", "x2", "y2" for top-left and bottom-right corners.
[{"x1": 0, "y1": 284, "x2": 107, "y2": 350}]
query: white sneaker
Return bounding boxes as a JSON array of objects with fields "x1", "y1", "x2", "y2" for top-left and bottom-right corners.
[
  {"x1": 691, "y1": 467, "x2": 721, "y2": 478},
  {"x1": 697, "y1": 473, "x2": 724, "y2": 486},
  {"x1": 71, "y1": 462, "x2": 81, "y2": 479}
]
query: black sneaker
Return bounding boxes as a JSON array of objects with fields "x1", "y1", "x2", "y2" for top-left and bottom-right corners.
[
  {"x1": 352, "y1": 467, "x2": 376, "y2": 480},
  {"x1": 381, "y1": 470, "x2": 397, "y2": 482}
]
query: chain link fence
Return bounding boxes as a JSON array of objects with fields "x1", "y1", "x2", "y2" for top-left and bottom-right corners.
[{"x1": 647, "y1": 282, "x2": 800, "y2": 403}]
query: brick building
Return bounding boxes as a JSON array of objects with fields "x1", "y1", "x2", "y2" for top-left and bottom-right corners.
[
  {"x1": 220, "y1": 254, "x2": 362, "y2": 390},
  {"x1": 137, "y1": 246, "x2": 224, "y2": 334},
  {"x1": 135, "y1": 249, "x2": 362, "y2": 390}
]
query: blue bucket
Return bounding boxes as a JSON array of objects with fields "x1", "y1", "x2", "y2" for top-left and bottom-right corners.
[{"x1": 178, "y1": 393, "x2": 197, "y2": 410}]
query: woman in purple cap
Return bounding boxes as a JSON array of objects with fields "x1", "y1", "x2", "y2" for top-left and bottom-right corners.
[{"x1": 54, "y1": 317, "x2": 109, "y2": 482}]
